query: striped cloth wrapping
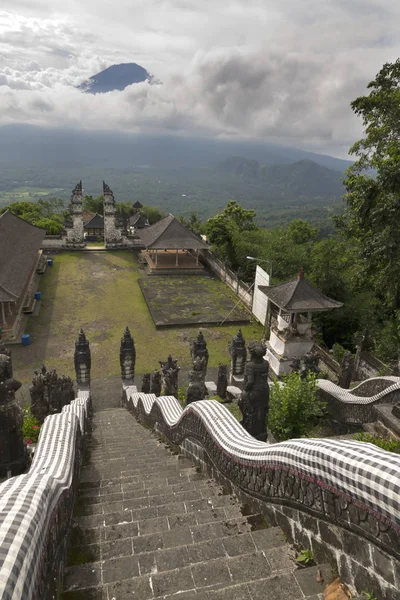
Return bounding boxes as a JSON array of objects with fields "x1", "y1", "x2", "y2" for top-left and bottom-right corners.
[
  {"x1": 125, "y1": 389, "x2": 400, "y2": 529},
  {"x1": 0, "y1": 396, "x2": 90, "y2": 600},
  {"x1": 317, "y1": 376, "x2": 400, "y2": 404}
]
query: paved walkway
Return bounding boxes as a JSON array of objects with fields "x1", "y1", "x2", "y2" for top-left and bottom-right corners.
[{"x1": 62, "y1": 407, "x2": 329, "y2": 599}]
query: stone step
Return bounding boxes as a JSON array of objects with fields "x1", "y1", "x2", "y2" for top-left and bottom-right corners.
[
  {"x1": 62, "y1": 407, "x2": 331, "y2": 600},
  {"x1": 64, "y1": 556, "x2": 330, "y2": 599}
]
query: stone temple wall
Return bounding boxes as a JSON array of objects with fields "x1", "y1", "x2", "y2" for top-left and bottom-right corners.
[
  {"x1": 0, "y1": 391, "x2": 91, "y2": 600},
  {"x1": 122, "y1": 388, "x2": 400, "y2": 600}
]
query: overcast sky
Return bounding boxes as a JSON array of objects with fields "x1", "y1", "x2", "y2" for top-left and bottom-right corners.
[{"x1": 1, "y1": 1, "x2": 399, "y2": 158}]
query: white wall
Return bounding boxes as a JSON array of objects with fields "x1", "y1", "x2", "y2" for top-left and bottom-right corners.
[{"x1": 252, "y1": 265, "x2": 270, "y2": 325}]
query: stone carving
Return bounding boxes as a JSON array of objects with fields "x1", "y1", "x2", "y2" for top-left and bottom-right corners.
[
  {"x1": 301, "y1": 351, "x2": 320, "y2": 378},
  {"x1": 238, "y1": 341, "x2": 270, "y2": 441},
  {"x1": 191, "y1": 330, "x2": 209, "y2": 368},
  {"x1": 141, "y1": 373, "x2": 151, "y2": 393},
  {"x1": 159, "y1": 356, "x2": 180, "y2": 396},
  {"x1": 103, "y1": 181, "x2": 114, "y2": 202},
  {"x1": 229, "y1": 329, "x2": 247, "y2": 382},
  {"x1": 338, "y1": 351, "x2": 354, "y2": 389},
  {"x1": 120, "y1": 326, "x2": 136, "y2": 382},
  {"x1": 30, "y1": 366, "x2": 74, "y2": 423},
  {"x1": 217, "y1": 364, "x2": 228, "y2": 399},
  {"x1": 150, "y1": 370, "x2": 162, "y2": 397},
  {"x1": 186, "y1": 357, "x2": 207, "y2": 405},
  {"x1": 290, "y1": 356, "x2": 301, "y2": 373},
  {"x1": 64, "y1": 181, "x2": 84, "y2": 244},
  {"x1": 74, "y1": 329, "x2": 91, "y2": 386},
  {"x1": 0, "y1": 345, "x2": 27, "y2": 476}
]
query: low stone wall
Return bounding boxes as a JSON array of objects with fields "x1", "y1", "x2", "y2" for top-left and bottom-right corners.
[
  {"x1": 0, "y1": 390, "x2": 91, "y2": 600},
  {"x1": 317, "y1": 377, "x2": 400, "y2": 424},
  {"x1": 122, "y1": 388, "x2": 400, "y2": 600}
]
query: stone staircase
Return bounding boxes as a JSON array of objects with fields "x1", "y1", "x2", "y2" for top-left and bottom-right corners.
[{"x1": 62, "y1": 408, "x2": 331, "y2": 600}]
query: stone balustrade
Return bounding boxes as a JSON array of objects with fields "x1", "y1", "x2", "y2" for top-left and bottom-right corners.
[
  {"x1": 122, "y1": 388, "x2": 400, "y2": 599},
  {"x1": 0, "y1": 391, "x2": 91, "y2": 600},
  {"x1": 317, "y1": 376, "x2": 400, "y2": 423}
]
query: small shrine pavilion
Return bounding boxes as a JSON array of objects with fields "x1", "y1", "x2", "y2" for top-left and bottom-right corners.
[
  {"x1": 138, "y1": 213, "x2": 208, "y2": 272},
  {"x1": 258, "y1": 269, "x2": 342, "y2": 376}
]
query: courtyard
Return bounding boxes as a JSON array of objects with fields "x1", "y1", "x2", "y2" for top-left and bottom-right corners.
[
  {"x1": 139, "y1": 275, "x2": 250, "y2": 327},
  {"x1": 11, "y1": 251, "x2": 263, "y2": 383}
]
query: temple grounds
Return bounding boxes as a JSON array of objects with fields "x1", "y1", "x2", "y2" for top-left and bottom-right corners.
[
  {"x1": 139, "y1": 275, "x2": 250, "y2": 327},
  {"x1": 11, "y1": 251, "x2": 263, "y2": 383}
]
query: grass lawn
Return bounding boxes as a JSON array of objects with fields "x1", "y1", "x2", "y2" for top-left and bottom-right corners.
[{"x1": 11, "y1": 251, "x2": 263, "y2": 383}]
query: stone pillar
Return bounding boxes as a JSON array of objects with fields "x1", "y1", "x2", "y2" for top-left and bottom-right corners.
[
  {"x1": 217, "y1": 364, "x2": 228, "y2": 399},
  {"x1": 191, "y1": 330, "x2": 209, "y2": 369},
  {"x1": 74, "y1": 329, "x2": 91, "y2": 388},
  {"x1": 0, "y1": 344, "x2": 27, "y2": 477},
  {"x1": 103, "y1": 181, "x2": 123, "y2": 247},
  {"x1": 65, "y1": 181, "x2": 85, "y2": 245},
  {"x1": 120, "y1": 326, "x2": 136, "y2": 384},
  {"x1": 229, "y1": 329, "x2": 247, "y2": 385},
  {"x1": 186, "y1": 357, "x2": 207, "y2": 405},
  {"x1": 338, "y1": 351, "x2": 354, "y2": 389}
]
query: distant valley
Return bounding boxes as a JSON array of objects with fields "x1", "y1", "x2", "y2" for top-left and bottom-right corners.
[{"x1": 0, "y1": 125, "x2": 348, "y2": 232}]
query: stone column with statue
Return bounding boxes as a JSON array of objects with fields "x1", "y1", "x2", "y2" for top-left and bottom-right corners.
[
  {"x1": 186, "y1": 357, "x2": 207, "y2": 405},
  {"x1": 229, "y1": 329, "x2": 247, "y2": 385},
  {"x1": 74, "y1": 329, "x2": 91, "y2": 388},
  {"x1": 0, "y1": 344, "x2": 27, "y2": 477},
  {"x1": 238, "y1": 341, "x2": 270, "y2": 441},
  {"x1": 120, "y1": 326, "x2": 136, "y2": 384}
]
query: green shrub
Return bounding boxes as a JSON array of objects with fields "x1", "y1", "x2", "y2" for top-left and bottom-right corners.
[
  {"x1": 269, "y1": 372, "x2": 326, "y2": 441},
  {"x1": 22, "y1": 407, "x2": 41, "y2": 444},
  {"x1": 332, "y1": 342, "x2": 347, "y2": 364},
  {"x1": 353, "y1": 431, "x2": 400, "y2": 454}
]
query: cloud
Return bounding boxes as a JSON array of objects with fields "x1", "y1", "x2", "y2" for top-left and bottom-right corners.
[{"x1": 1, "y1": 1, "x2": 400, "y2": 157}]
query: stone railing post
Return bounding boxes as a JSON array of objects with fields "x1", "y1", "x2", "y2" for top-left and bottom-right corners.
[
  {"x1": 120, "y1": 327, "x2": 136, "y2": 384},
  {"x1": 0, "y1": 344, "x2": 27, "y2": 477},
  {"x1": 74, "y1": 329, "x2": 91, "y2": 388}
]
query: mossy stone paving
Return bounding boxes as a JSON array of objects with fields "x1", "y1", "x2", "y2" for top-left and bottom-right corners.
[{"x1": 139, "y1": 275, "x2": 250, "y2": 328}]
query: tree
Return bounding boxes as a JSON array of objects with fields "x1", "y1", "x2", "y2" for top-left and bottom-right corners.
[
  {"x1": 206, "y1": 201, "x2": 256, "y2": 267},
  {"x1": 141, "y1": 205, "x2": 164, "y2": 225},
  {"x1": 83, "y1": 194, "x2": 104, "y2": 214},
  {"x1": 338, "y1": 59, "x2": 400, "y2": 310}
]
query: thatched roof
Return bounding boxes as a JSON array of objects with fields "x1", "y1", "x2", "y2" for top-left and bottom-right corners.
[
  {"x1": 138, "y1": 214, "x2": 208, "y2": 250},
  {"x1": 259, "y1": 271, "x2": 343, "y2": 312},
  {"x1": 0, "y1": 210, "x2": 45, "y2": 303}
]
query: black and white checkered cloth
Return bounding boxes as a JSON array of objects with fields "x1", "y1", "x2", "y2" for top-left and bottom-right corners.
[
  {"x1": 0, "y1": 393, "x2": 90, "y2": 599},
  {"x1": 125, "y1": 388, "x2": 400, "y2": 529},
  {"x1": 317, "y1": 376, "x2": 400, "y2": 404}
]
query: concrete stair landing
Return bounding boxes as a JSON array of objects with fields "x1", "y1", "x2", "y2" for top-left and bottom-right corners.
[{"x1": 62, "y1": 408, "x2": 330, "y2": 600}]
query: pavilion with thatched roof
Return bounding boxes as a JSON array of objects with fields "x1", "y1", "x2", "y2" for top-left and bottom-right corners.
[{"x1": 137, "y1": 214, "x2": 208, "y2": 272}]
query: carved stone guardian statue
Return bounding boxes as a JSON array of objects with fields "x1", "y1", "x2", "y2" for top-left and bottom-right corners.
[
  {"x1": 0, "y1": 345, "x2": 27, "y2": 477},
  {"x1": 141, "y1": 373, "x2": 150, "y2": 393},
  {"x1": 159, "y1": 355, "x2": 180, "y2": 396},
  {"x1": 186, "y1": 357, "x2": 207, "y2": 405},
  {"x1": 150, "y1": 370, "x2": 162, "y2": 397},
  {"x1": 238, "y1": 341, "x2": 270, "y2": 441}
]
